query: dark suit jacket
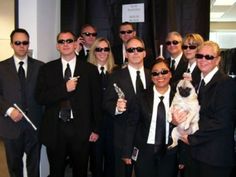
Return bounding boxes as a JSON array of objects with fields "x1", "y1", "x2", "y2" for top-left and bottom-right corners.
[
  {"x1": 191, "y1": 65, "x2": 201, "y2": 89},
  {"x1": 112, "y1": 44, "x2": 124, "y2": 68},
  {"x1": 35, "y1": 58, "x2": 102, "y2": 149},
  {"x1": 122, "y1": 86, "x2": 176, "y2": 158},
  {"x1": 103, "y1": 67, "x2": 151, "y2": 148},
  {"x1": 189, "y1": 70, "x2": 236, "y2": 167},
  {"x1": 167, "y1": 55, "x2": 188, "y2": 85},
  {"x1": 77, "y1": 47, "x2": 89, "y2": 61},
  {"x1": 0, "y1": 57, "x2": 44, "y2": 139}
]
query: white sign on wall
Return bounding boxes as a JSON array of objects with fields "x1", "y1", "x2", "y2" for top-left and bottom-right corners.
[{"x1": 122, "y1": 3, "x2": 145, "y2": 23}]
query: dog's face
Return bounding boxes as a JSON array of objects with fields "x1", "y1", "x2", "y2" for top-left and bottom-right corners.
[{"x1": 177, "y1": 80, "x2": 195, "y2": 98}]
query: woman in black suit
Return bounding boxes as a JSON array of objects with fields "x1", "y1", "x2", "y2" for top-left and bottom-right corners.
[
  {"x1": 182, "y1": 33, "x2": 204, "y2": 88},
  {"x1": 88, "y1": 37, "x2": 117, "y2": 177},
  {"x1": 122, "y1": 58, "x2": 179, "y2": 177},
  {"x1": 175, "y1": 41, "x2": 236, "y2": 177}
]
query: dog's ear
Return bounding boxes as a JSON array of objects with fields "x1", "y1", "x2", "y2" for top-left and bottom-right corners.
[{"x1": 178, "y1": 87, "x2": 192, "y2": 97}]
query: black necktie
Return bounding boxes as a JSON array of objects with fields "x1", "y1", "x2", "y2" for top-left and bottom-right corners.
[
  {"x1": 136, "y1": 70, "x2": 144, "y2": 94},
  {"x1": 60, "y1": 63, "x2": 72, "y2": 121},
  {"x1": 100, "y1": 66, "x2": 107, "y2": 90},
  {"x1": 170, "y1": 59, "x2": 175, "y2": 72},
  {"x1": 155, "y1": 96, "x2": 166, "y2": 153},
  {"x1": 64, "y1": 63, "x2": 71, "y2": 81},
  {"x1": 198, "y1": 79, "x2": 205, "y2": 104},
  {"x1": 187, "y1": 68, "x2": 190, "y2": 73},
  {"x1": 18, "y1": 61, "x2": 27, "y2": 109}
]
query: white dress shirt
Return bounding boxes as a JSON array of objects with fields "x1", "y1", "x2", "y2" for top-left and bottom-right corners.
[{"x1": 147, "y1": 85, "x2": 171, "y2": 145}]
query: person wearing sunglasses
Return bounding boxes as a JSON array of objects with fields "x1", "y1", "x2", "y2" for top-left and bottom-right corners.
[
  {"x1": 182, "y1": 33, "x2": 204, "y2": 89},
  {"x1": 122, "y1": 58, "x2": 180, "y2": 177},
  {"x1": 35, "y1": 31, "x2": 102, "y2": 177},
  {"x1": 165, "y1": 31, "x2": 188, "y2": 85},
  {"x1": 88, "y1": 37, "x2": 118, "y2": 177},
  {"x1": 178, "y1": 33, "x2": 204, "y2": 177},
  {"x1": 104, "y1": 36, "x2": 151, "y2": 177},
  {"x1": 112, "y1": 22, "x2": 136, "y2": 68},
  {"x1": 173, "y1": 41, "x2": 236, "y2": 177},
  {"x1": 75, "y1": 24, "x2": 97, "y2": 61},
  {"x1": 0, "y1": 28, "x2": 44, "y2": 177}
]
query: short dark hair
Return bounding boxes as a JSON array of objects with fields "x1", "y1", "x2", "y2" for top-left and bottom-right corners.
[
  {"x1": 10, "y1": 28, "x2": 29, "y2": 43},
  {"x1": 119, "y1": 22, "x2": 136, "y2": 31},
  {"x1": 151, "y1": 58, "x2": 170, "y2": 71},
  {"x1": 56, "y1": 31, "x2": 77, "y2": 41},
  {"x1": 80, "y1": 24, "x2": 97, "y2": 33}
]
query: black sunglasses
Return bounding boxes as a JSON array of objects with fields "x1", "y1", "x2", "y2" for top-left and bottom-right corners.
[
  {"x1": 95, "y1": 47, "x2": 110, "y2": 52},
  {"x1": 57, "y1": 39, "x2": 74, "y2": 44},
  {"x1": 165, "y1": 40, "x2": 180, "y2": 46},
  {"x1": 126, "y1": 47, "x2": 145, "y2": 53},
  {"x1": 182, "y1": 45, "x2": 197, "y2": 50},
  {"x1": 195, "y1": 54, "x2": 216, "y2": 60},
  {"x1": 82, "y1": 32, "x2": 97, "y2": 37},
  {"x1": 119, "y1": 30, "x2": 133, "y2": 35},
  {"x1": 14, "y1": 41, "x2": 29, "y2": 46},
  {"x1": 151, "y1": 70, "x2": 169, "y2": 76}
]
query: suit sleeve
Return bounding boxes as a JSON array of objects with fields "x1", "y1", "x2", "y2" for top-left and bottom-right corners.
[
  {"x1": 122, "y1": 96, "x2": 140, "y2": 158},
  {"x1": 88, "y1": 64, "x2": 103, "y2": 133},
  {"x1": 188, "y1": 79, "x2": 236, "y2": 145}
]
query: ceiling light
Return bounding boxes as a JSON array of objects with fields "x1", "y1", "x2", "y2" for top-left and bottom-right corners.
[{"x1": 214, "y1": 0, "x2": 236, "y2": 6}]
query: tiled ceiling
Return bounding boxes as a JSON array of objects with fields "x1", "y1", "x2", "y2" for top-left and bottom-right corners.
[{"x1": 210, "y1": 0, "x2": 236, "y2": 22}]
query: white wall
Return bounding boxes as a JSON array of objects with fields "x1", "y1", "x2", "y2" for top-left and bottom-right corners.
[
  {"x1": 18, "y1": 0, "x2": 61, "y2": 176},
  {"x1": 18, "y1": 0, "x2": 60, "y2": 62}
]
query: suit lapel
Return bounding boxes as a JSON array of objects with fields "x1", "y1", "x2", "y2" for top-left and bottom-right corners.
[{"x1": 7, "y1": 57, "x2": 20, "y2": 82}]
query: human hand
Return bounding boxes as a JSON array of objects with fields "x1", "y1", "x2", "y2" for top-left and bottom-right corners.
[
  {"x1": 66, "y1": 79, "x2": 78, "y2": 92},
  {"x1": 89, "y1": 132, "x2": 99, "y2": 142},
  {"x1": 122, "y1": 158, "x2": 132, "y2": 165},
  {"x1": 183, "y1": 72, "x2": 192, "y2": 81},
  {"x1": 10, "y1": 108, "x2": 23, "y2": 122},
  {"x1": 75, "y1": 37, "x2": 85, "y2": 52},
  {"x1": 171, "y1": 107, "x2": 188, "y2": 125},
  {"x1": 116, "y1": 98, "x2": 127, "y2": 112}
]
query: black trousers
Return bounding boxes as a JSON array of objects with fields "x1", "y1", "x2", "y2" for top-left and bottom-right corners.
[
  {"x1": 3, "y1": 122, "x2": 41, "y2": 177},
  {"x1": 189, "y1": 159, "x2": 232, "y2": 177},
  {"x1": 46, "y1": 120, "x2": 89, "y2": 177},
  {"x1": 89, "y1": 116, "x2": 115, "y2": 177},
  {"x1": 134, "y1": 144, "x2": 178, "y2": 177}
]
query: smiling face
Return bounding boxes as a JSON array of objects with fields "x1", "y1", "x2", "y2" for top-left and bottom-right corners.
[
  {"x1": 166, "y1": 33, "x2": 183, "y2": 58},
  {"x1": 151, "y1": 61, "x2": 172, "y2": 94},
  {"x1": 56, "y1": 32, "x2": 77, "y2": 60},
  {"x1": 196, "y1": 42, "x2": 220, "y2": 77},
  {"x1": 95, "y1": 40, "x2": 110, "y2": 65}
]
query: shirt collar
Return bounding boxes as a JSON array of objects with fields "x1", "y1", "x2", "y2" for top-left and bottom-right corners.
[{"x1": 201, "y1": 67, "x2": 219, "y2": 85}]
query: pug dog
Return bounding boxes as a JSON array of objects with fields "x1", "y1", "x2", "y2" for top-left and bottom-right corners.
[{"x1": 168, "y1": 79, "x2": 200, "y2": 148}]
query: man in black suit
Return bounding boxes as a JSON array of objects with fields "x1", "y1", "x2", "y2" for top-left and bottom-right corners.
[
  {"x1": 35, "y1": 31, "x2": 102, "y2": 177},
  {"x1": 104, "y1": 37, "x2": 151, "y2": 177},
  {"x1": 122, "y1": 59, "x2": 179, "y2": 177},
  {"x1": 75, "y1": 24, "x2": 97, "y2": 61},
  {"x1": 165, "y1": 31, "x2": 188, "y2": 85},
  {"x1": 0, "y1": 28, "x2": 44, "y2": 177},
  {"x1": 112, "y1": 22, "x2": 136, "y2": 68},
  {"x1": 175, "y1": 41, "x2": 236, "y2": 177}
]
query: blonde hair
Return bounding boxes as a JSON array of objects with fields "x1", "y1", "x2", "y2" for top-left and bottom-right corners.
[
  {"x1": 88, "y1": 37, "x2": 115, "y2": 73},
  {"x1": 197, "y1": 40, "x2": 221, "y2": 57},
  {"x1": 183, "y1": 33, "x2": 204, "y2": 46}
]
